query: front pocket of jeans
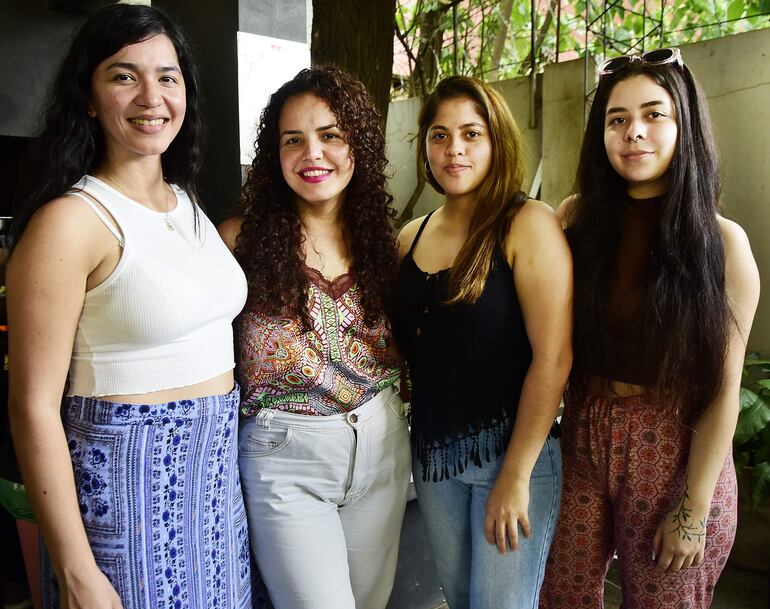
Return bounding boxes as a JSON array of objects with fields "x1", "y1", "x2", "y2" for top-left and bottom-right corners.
[
  {"x1": 239, "y1": 426, "x2": 293, "y2": 458},
  {"x1": 388, "y1": 395, "x2": 407, "y2": 420}
]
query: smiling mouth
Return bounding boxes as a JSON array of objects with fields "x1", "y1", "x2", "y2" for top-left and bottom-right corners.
[
  {"x1": 300, "y1": 169, "x2": 332, "y2": 178},
  {"x1": 298, "y1": 168, "x2": 333, "y2": 183},
  {"x1": 128, "y1": 118, "x2": 167, "y2": 126}
]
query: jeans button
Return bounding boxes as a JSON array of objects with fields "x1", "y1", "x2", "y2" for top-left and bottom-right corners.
[{"x1": 348, "y1": 412, "x2": 359, "y2": 424}]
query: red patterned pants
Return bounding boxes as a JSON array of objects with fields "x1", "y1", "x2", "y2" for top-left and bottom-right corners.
[{"x1": 540, "y1": 395, "x2": 737, "y2": 609}]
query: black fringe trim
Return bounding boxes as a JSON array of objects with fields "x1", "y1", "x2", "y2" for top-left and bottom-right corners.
[{"x1": 414, "y1": 416, "x2": 511, "y2": 483}]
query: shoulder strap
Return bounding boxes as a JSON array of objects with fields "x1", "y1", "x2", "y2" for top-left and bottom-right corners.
[
  {"x1": 67, "y1": 191, "x2": 124, "y2": 247},
  {"x1": 407, "y1": 210, "x2": 436, "y2": 257}
]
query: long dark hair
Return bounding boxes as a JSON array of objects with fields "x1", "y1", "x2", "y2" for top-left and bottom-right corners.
[
  {"x1": 416, "y1": 76, "x2": 527, "y2": 305},
  {"x1": 11, "y1": 3, "x2": 205, "y2": 245},
  {"x1": 567, "y1": 59, "x2": 730, "y2": 424},
  {"x1": 236, "y1": 66, "x2": 397, "y2": 325}
]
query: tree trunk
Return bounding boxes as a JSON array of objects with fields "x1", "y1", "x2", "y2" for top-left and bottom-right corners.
[{"x1": 311, "y1": 0, "x2": 396, "y2": 125}]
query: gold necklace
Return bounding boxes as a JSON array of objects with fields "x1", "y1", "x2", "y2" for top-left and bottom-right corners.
[{"x1": 97, "y1": 174, "x2": 175, "y2": 232}]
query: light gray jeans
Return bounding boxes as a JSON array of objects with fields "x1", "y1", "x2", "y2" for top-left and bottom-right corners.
[{"x1": 238, "y1": 385, "x2": 411, "y2": 609}]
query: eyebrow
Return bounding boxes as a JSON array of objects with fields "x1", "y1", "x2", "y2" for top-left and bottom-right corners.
[
  {"x1": 105, "y1": 61, "x2": 181, "y2": 73},
  {"x1": 606, "y1": 100, "x2": 668, "y2": 115},
  {"x1": 280, "y1": 124, "x2": 339, "y2": 137},
  {"x1": 430, "y1": 122, "x2": 484, "y2": 130}
]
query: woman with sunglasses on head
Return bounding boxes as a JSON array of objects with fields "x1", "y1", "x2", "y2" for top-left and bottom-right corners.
[
  {"x1": 392, "y1": 76, "x2": 572, "y2": 609},
  {"x1": 7, "y1": 5, "x2": 252, "y2": 609},
  {"x1": 218, "y1": 66, "x2": 410, "y2": 609},
  {"x1": 540, "y1": 49, "x2": 759, "y2": 609}
]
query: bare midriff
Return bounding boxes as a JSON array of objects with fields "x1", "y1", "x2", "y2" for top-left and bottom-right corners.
[
  {"x1": 588, "y1": 376, "x2": 648, "y2": 398},
  {"x1": 98, "y1": 370, "x2": 235, "y2": 404}
]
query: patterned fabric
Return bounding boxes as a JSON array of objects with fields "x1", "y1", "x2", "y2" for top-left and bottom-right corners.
[
  {"x1": 41, "y1": 388, "x2": 253, "y2": 609},
  {"x1": 236, "y1": 267, "x2": 400, "y2": 416},
  {"x1": 540, "y1": 394, "x2": 737, "y2": 609}
]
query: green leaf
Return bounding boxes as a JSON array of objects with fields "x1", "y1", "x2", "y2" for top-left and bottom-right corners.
[
  {"x1": 740, "y1": 387, "x2": 759, "y2": 412},
  {"x1": 756, "y1": 425, "x2": 770, "y2": 462},
  {"x1": 728, "y1": 0, "x2": 745, "y2": 20},
  {"x1": 758, "y1": 379, "x2": 770, "y2": 391},
  {"x1": 734, "y1": 391, "x2": 770, "y2": 445},
  {"x1": 750, "y1": 462, "x2": 770, "y2": 509}
]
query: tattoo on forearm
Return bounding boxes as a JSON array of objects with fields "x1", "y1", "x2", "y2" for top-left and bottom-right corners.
[{"x1": 669, "y1": 479, "x2": 706, "y2": 542}]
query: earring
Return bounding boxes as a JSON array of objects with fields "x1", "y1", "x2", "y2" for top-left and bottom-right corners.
[
  {"x1": 424, "y1": 160, "x2": 431, "y2": 174},
  {"x1": 88, "y1": 108, "x2": 96, "y2": 118}
]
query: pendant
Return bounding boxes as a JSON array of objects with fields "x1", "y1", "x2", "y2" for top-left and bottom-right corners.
[{"x1": 166, "y1": 219, "x2": 175, "y2": 232}]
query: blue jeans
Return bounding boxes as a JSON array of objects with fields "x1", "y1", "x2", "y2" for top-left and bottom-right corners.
[{"x1": 413, "y1": 432, "x2": 562, "y2": 609}]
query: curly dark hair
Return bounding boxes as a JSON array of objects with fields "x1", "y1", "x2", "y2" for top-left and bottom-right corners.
[
  {"x1": 235, "y1": 66, "x2": 397, "y2": 325},
  {"x1": 12, "y1": 3, "x2": 205, "y2": 245}
]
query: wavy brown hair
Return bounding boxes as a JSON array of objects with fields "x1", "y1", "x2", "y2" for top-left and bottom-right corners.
[
  {"x1": 235, "y1": 66, "x2": 397, "y2": 325},
  {"x1": 416, "y1": 76, "x2": 528, "y2": 305}
]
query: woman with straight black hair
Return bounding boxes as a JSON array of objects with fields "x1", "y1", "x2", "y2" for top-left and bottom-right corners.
[
  {"x1": 8, "y1": 4, "x2": 251, "y2": 608},
  {"x1": 540, "y1": 49, "x2": 759, "y2": 609}
]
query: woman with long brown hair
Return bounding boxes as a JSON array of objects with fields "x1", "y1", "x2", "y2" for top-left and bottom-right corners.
[{"x1": 392, "y1": 75, "x2": 572, "y2": 609}]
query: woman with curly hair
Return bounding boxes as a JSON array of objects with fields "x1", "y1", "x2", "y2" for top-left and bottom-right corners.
[
  {"x1": 539, "y1": 49, "x2": 759, "y2": 608},
  {"x1": 218, "y1": 66, "x2": 410, "y2": 609},
  {"x1": 8, "y1": 4, "x2": 251, "y2": 609},
  {"x1": 391, "y1": 76, "x2": 572, "y2": 609}
]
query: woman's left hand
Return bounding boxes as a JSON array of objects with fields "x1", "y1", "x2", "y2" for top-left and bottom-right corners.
[
  {"x1": 652, "y1": 505, "x2": 707, "y2": 573},
  {"x1": 484, "y1": 477, "x2": 530, "y2": 554}
]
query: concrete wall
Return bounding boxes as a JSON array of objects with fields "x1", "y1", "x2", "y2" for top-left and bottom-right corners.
[
  {"x1": 540, "y1": 57, "x2": 593, "y2": 208},
  {"x1": 386, "y1": 27, "x2": 770, "y2": 352},
  {"x1": 682, "y1": 29, "x2": 770, "y2": 353}
]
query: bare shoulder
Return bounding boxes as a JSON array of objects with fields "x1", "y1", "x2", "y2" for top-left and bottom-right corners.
[
  {"x1": 217, "y1": 215, "x2": 245, "y2": 253},
  {"x1": 556, "y1": 194, "x2": 579, "y2": 228},
  {"x1": 507, "y1": 199, "x2": 570, "y2": 260},
  {"x1": 717, "y1": 215, "x2": 752, "y2": 252},
  {"x1": 9, "y1": 194, "x2": 113, "y2": 286},
  {"x1": 396, "y1": 214, "x2": 429, "y2": 261},
  {"x1": 717, "y1": 216, "x2": 759, "y2": 275},
  {"x1": 15, "y1": 195, "x2": 108, "y2": 255},
  {"x1": 717, "y1": 215, "x2": 759, "y2": 305},
  {"x1": 510, "y1": 199, "x2": 562, "y2": 236}
]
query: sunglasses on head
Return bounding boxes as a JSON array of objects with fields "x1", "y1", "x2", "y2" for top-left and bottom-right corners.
[{"x1": 598, "y1": 47, "x2": 683, "y2": 76}]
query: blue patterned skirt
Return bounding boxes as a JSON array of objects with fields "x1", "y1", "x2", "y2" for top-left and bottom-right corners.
[{"x1": 42, "y1": 387, "x2": 252, "y2": 609}]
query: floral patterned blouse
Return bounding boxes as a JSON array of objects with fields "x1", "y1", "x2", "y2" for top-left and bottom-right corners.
[{"x1": 235, "y1": 267, "x2": 401, "y2": 416}]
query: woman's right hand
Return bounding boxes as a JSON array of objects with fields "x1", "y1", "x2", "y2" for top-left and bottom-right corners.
[{"x1": 60, "y1": 567, "x2": 123, "y2": 609}]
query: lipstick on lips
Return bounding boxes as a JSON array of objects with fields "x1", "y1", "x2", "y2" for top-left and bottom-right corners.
[{"x1": 298, "y1": 166, "x2": 333, "y2": 183}]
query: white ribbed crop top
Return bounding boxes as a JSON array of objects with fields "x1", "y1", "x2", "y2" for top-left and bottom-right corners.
[{"x1": 65, "y1": 176, "x2": 247, "y2": 397}]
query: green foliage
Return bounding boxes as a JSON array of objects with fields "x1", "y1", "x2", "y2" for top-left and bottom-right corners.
[
  {"x1": 735, "y1": 354, "x2": 770, "y2": 509},
  {"x1": 393, "y1": 0, "x2": 770, "y2": 97}
]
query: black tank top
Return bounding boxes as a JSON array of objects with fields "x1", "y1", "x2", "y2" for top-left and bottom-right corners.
[{"x1": 392, "y1": 211, "x2": 532, "y2": 481}]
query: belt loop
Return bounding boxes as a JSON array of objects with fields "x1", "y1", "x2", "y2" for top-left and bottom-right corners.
[{"x1": 255, "y1": 409, "x2": 274, "y2": 429}]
